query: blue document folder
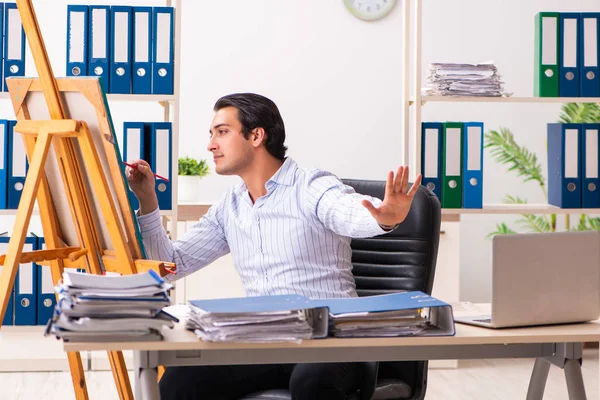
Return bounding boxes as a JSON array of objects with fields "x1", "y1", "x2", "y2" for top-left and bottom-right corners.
[
  {"x1": 311, "y1": 291, "x2": 456, "y2": 337},
  {"x1": 189, "y1": 295, "x2": 329, "y2": 338},
  {"x1": 190, "y1": 295, "x2": 315, "y2": 314}
]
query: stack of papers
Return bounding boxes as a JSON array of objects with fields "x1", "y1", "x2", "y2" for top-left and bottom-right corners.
[
  {"x1": 48, "y1": 271, "x2": 176, "y2": 342},
  {"x1": 171, "y1": 292, "x2": 455, "y2": 342},
  {"x1": 179, "y1": 295, "x2": 329, "y2": 343},
  {"x1": 310, "y1": 292, "x2": 455, "y2": 338},
  {"x1": 329, "y1": 309, "x2": 427, "y2": 337},
  {"x1": 422, "y1": 61, "x2": 509, "y2": 97}
]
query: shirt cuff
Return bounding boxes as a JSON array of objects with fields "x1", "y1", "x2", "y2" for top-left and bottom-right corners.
[{"x1": 136, "y1": 207, "x2": 164, "y2": 236}]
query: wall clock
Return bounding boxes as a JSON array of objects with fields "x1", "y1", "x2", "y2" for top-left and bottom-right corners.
[{"x1": 343, "y1": 0, "x2": 397, "y2": 21}]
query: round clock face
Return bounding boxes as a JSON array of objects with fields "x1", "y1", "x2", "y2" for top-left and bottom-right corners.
[{"x1": 343, "y1": 0, "x2": 397, "y2": 21}]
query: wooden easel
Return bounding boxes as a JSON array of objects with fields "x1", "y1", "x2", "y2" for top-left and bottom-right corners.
[{"x1": 0, "y1": 1, "x2": 173, "y2": 399}]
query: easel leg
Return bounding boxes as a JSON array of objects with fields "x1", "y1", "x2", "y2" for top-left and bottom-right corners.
[
  {"x1": 0, "y1": 130, "x2": 53, "y2": 325},
  {"x1": 108, "y1": 351, "x2": 134, "y2": 400},
  {"x1": 67, "y1": 352, "x2": 89, "y2": 400}
]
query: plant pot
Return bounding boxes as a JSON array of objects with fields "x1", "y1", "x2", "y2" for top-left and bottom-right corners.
[{"x1": 178, "y1": 175, "x2": 203, "y2": 203}]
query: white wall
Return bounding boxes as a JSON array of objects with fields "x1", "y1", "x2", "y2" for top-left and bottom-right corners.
[{"x1": 3, "y1": 0, "x2": 599, "y2": 302}]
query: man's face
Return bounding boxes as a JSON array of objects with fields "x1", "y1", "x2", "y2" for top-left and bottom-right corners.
[{"x1": 207, "y1": 107, "x2": 254, "y2": 175}]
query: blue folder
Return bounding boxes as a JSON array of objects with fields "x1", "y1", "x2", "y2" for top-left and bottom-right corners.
[
  {"x1": 581, "y1": 124, "x2": 600, "y2": 208},
  {"x1": 14, "y1": 236, "x2": 37, "y2": 325},
  {"x1": 0, "y1": 233, "x2": 13, "y2": 325},
  {"x1": 3, "y1": 3, "x2": 26, "y2": 92},
  {"x1": 148, "y1": 122, "x2": 172, "y2": 210},
  {"x1": 66, "y1": 5, "x2": 89, "y2": 77},
  {"x1": 462, "y1": 122, "x2": 484, "y2": 209},
  {"x1": 0, "y1": 119, "x2": 8, "y2": 209},
  {"x1": 548, "y1": 123, "x2": 582, "y2": 208},
  {"x1": 421, "y1": 122, "x2": 443, "y2": 200},
  {"x1": 189, "y1": 295, "x2": 329, "y2": 338},
  {"x1": 559, "y1": 13, "x2": 581, "y2": 97},
  {"x1": 190, "y1": 294, "x2": 313, "y2": 314},
  {"x1": 151, "y1": 7, "x2": 174, "y2": 94},
  {"x1": 132, "y1": 7, "x2": 153, "y2": 94},
  {"x1": 88, "y1": 5, "x2": 111, "y2": 93},
  {"x1": 579, "y1": 13, "x2": 600, "y2": 97},
  {"x1": 110, "y1": 6, "x2": 133, "y2": 94}
]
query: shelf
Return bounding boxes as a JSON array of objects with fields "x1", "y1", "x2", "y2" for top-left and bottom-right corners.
[
  {"x1": 0, "y1": 209, "x2": 38, "y2": 216},
  {"x1": 106, "y1": 94, "x2": 176, "y2": 103},
  {"x1": 0, "y1": 92, "x2": 175, "y2": 103},
  {"x1": 441, "y1": 204, "x2": 600, "y2": 215},
  {"x1": 0, "y1": 325, "x2": 80, "y2": 372},
  {"x1": 0, "y1": 208, "x2": 173, "y2": 217},
  {"x1": 412, "y1": 95, "x2": 600, "y2": 105},
  {"x1": 1, "y1": 325, "x2": 45, "y2": 333}
]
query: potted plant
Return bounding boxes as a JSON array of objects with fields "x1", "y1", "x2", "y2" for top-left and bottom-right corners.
[{"x1": 178, "y1": 156, "x2": 210, "y2": 203}]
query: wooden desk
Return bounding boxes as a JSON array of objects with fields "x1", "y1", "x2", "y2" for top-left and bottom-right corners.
[{"x1": 64, "y1": 320, "x2": 600, "y2": 400}]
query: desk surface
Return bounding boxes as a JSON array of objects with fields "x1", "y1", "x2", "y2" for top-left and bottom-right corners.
[{"x1": 63, "y1": 319, "x2": 600, "y2": 353}]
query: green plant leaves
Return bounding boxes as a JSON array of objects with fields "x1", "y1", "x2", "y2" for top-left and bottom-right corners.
[{"x1": 178, "y1": 156, "x2": 210, "y2": 177}]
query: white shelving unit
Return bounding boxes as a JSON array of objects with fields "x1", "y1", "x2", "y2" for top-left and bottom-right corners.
[
  {"x1": 406, "y1": 0, "x2": 600, "y2": 369},
  {"x1": 414, "y1": 95, "x2": 600, "y2": 105},
  {"x1": 0, "y1": 0, "x2": 183, "y2": 373},
  {"x1": 409, "y1": 0, "x2": 600, "y2": 216}
]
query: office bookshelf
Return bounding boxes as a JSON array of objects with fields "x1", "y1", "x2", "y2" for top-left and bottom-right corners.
[
  {"x1": 0, "y1": 0, "x2": 183, "y2": 372},
  {"x1": 401, "y1": 1, "x2": 600, "y2": 369},
  {"x1": 406, "y1": 0, "x2": 600, "y2": 216},
  {"x1": 1, "y1": 0, "x2": 182, "y2": 246},
  {"x1": 414, "y1": 95, "x2": 600, "y2": 105}
]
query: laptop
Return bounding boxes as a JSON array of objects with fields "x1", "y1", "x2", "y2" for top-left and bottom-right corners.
[{"x1": 455, "y1": 231, "x2": 600, "y2": 328}]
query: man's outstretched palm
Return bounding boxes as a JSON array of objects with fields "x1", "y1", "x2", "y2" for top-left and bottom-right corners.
[{"x1": 362, "y1": 166, "x2": 423, "y2": 227}]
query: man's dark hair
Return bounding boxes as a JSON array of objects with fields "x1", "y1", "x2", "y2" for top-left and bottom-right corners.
[{"x1": 214, "y1": 93, "x2": 287, "y2": 160}]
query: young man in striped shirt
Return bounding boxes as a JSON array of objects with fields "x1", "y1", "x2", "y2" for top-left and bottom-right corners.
[{"x1": 127, "y1": 93, "x2": 422, "y2": 400}]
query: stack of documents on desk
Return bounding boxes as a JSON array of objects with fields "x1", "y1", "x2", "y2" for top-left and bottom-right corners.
[
  {"x1": 311, "y1": 291, "x2": 456, "y2": 338},
  {"x1": 48, "y1": 271, "x2": 176, "y2": 342},
  {"x1": 184, "y1": 295, "x2": 329, "y2": 343},
  {"x1": 422, "y1": 61, "x2": 508, "y2": 97}
]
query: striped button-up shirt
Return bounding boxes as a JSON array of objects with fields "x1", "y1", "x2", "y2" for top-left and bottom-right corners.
[{"x1": 138, "y1": 158, "x2": 389, "y2": 299}]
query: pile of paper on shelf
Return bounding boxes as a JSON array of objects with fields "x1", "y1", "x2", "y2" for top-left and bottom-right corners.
[
  {"x1": 422, "y1": 61, "x2": 508, "y2": 97},
  {"x1": 47, "y1": 270, "x2": 176, "y2": 342}
]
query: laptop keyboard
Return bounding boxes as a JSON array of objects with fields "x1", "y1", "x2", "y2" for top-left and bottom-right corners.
[{"x1": 474, "y1": 318, "x2": 492, "y2": 323}]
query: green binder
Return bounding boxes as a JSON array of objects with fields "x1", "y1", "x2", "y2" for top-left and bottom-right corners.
[
  {"x1": 442, "y1": 122, "x2": 463, "y2": 208},
  {"x1": 534, "y1": 12, "x2": 560, "y2": 97}
]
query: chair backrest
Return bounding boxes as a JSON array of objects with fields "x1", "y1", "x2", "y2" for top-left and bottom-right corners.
[
  {"x1": 341, "y1": 179, "x2": 442, "y2": 297},
  {"x1": 342, "y1": 179, "x2": 442, "y2": 400}
]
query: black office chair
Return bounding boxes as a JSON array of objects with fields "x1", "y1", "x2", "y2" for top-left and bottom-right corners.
[{"x1": 242, "y1": 180, "x2": 442, "y2": 400}]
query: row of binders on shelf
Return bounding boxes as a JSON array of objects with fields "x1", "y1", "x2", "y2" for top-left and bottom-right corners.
[
  {"x1": 0, "y1": 3, "x2": 25, "y2": 92},
  {"x1": 548, "y1": 123, "x2": 600, "y2": 208},
  {"x1": 117, "y1": 121, "x2": 173, "y2": 211},
  {"x1": 47, "y1": 270, "x2": 176, "y2": 342},
  {"x1": 67, "y1": 5, "x2": 175, "y2": 95},
  {"x1": 421, "y1": 122, "x2": 484, "y2": 209},
  {"x1": 169, "y1": 291, "x2": 455, "y2": 342},
  {"x1": 535, "y1": 12, "x2": 600, "y2": 98},
  {"x1": 0, "y1": 233, "x2": 75, "y2": 327},
  {"x1": 0, "y1": 119, "x2": 26, "y2": 210}
]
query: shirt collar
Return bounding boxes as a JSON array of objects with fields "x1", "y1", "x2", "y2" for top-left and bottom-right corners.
[
  {"x1": 267, "y1": 157, "x2": 297, "y2": 187},
  {"x1": 234, "y1": 157, "x2": 297, "y2": 197}
]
